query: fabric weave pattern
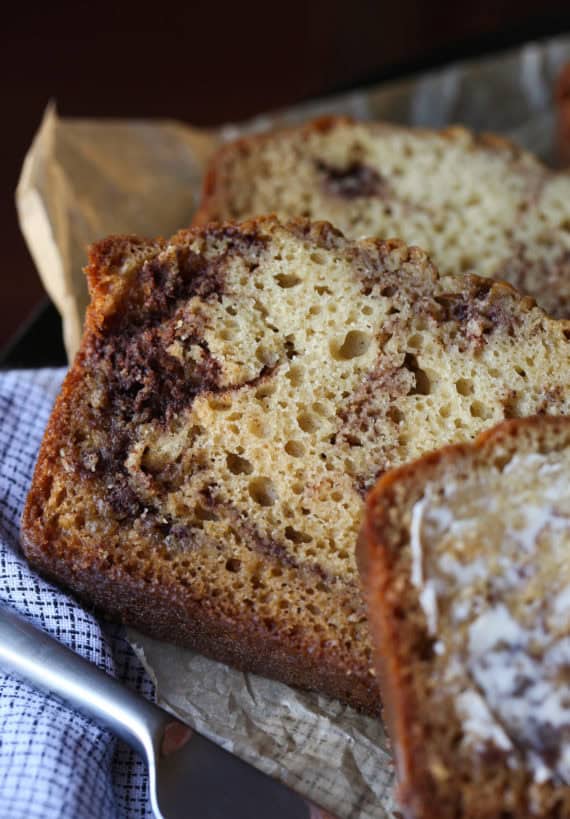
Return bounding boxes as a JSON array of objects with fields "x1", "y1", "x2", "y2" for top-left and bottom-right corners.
[{"x1": 0, "y1": 368, "x2": 153, "y2": 819}]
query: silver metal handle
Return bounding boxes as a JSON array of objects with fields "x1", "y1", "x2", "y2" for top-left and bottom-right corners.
[
  {"x1": 0, "y1": 603, "x2": 168, "y2": 761},
  {"x1": 0, "y1": 603, "x2": 341, "y2": 819}
]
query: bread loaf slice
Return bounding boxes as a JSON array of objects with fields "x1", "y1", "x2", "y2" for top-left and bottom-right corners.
[
  {"x1": 195, "y1": 117, "x2": 570, "y2": 318},
  {"x1": 358, "y1": 417, "x2": 570, "y2": 818},
  {"x1": 21, "y1": 216, "x2": 570, "y2": 713}
]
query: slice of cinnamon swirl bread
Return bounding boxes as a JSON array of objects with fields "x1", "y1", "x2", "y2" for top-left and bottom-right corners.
[
  {"x1": 22, "y1": 217, "x2": 570, "y2": 713},
  {"x1": 195, "y1": 117, "x2": 570, "y2": 317},
  {"x1": 358, "y1": 416, "x2": 570, "y2": 817}
]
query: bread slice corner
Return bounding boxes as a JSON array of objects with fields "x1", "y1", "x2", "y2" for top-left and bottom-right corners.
[{"x1": 359, "y1": 416, "x2": 570, "y2": 818}]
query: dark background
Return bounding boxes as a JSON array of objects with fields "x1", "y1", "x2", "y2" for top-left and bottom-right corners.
[{"x1": 3, "y1": 0, "x2": 570, "y2": 365}]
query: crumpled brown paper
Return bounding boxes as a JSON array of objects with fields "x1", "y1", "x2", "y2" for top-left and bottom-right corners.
[
  {"x1": 15, "y1": 34, "x2": 570, "y2": 819},
  {"x1": 16, "y1": 105, "x2": 217, "y2": 355},
  {"x1": 129, "y1": 633, "x2": 395, "y2": 819}
]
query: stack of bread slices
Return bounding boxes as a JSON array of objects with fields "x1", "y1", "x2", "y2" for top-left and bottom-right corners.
[{"x1": 22, "y1": 117, "x2": 570, "y2": 818}]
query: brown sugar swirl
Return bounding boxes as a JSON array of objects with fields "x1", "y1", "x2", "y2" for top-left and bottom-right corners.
[{"x1": 22, "y1": 217, "x2": 570, "y2": 713}]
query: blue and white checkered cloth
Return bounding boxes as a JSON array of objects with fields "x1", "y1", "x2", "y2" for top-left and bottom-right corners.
[{"x1": 0, "y1": 368, "x2": 154, "y2": 819}]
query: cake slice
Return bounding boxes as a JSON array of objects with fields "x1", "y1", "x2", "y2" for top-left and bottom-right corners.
[
  {"x1": 194, "y1": 117, "x2": 570, "y2": 318},
  {"x1": 21, "y1": 216, "x2": 570, "y2": 713},
  {"x1": 358, "y1": 416, "x2": 570, "y2": 817}
]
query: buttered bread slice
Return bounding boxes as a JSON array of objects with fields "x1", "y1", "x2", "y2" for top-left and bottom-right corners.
[
  {"x1": 358, "y1": 417, "x2": 570, "y2": 817},
  {"x1": 22, "y1": 217, "x2": 570, "y2": 712},
  {"x1": 195, "y1": 117, "x2": 570, "y2": 317}
]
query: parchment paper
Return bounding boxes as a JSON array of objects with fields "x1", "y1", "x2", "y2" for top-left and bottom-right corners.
[{"x1": 15, "y1": 34, "x2": 570, "y2": 818}]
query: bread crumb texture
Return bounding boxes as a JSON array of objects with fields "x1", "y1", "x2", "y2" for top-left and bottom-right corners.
[
  {"x1": 197, "y1": 119, "x2": 570, "y2": 317},
  {"x1": 362, "y1": 417, "x2": 570, "y2": 817},
  {"x1": 22, "y1": 218, "x2": 570, "y2": 710}
]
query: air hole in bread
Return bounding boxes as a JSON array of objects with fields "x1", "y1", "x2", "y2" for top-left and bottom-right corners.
[
  {"x1": 249, "y1": 477, "x2": 277, "y2": 506},
  {"x1": 344, "y1": 458, "x2": 356, "y2": 475},
  {"x1": 404, "y1": 353, "x2": 431, "y2": 395},
  {"x1": 331, "y1": 330, "x2": 371, "y2": 361},
  {"x1": 456, "y1": 378, "x2": 473, "y2": 396},
  {"x1": 470, "y1": 400, "x2": 493, "y2": 419},
  {"x1": 284, "y1": 526, "x2": 312, "y2": 544},
  {"x1": 275, "y1": 272, "x2": 301, "y2": 288},
  {"x1": 297, "y1": 412, "x2": 319, "y2": 433},
  {"x1": 255, "y1": 383, "x2": 276, "y2": 400},
  {"x1": 285, "y1": 338, "x2": 299, "y2": 360},
  {"x1": 208, "y1": 396, "x2": 232, "y2": 411},
  {"x1": 255, "y1": 345, "x2": 274, "y2": 364},
  {"x1": 285, "y1": 440, "x2": 305, "y2": 457},
  {"x1": 226, "y1": 453, "x2": 254, "y2": 475},
  {"x1": 315, "y1": 285, "x2": 332, "y2": 296},
  {"x1": 225, "y1": 558, "x2": 241, "y2": 572},
  {"x1": 248, "y1": 417, "x2": 268, "y2": 438}
]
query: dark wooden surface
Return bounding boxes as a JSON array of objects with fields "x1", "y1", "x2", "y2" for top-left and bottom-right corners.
[{"x1": 3, "y1": 1, "x2": 570, "y2": 364}]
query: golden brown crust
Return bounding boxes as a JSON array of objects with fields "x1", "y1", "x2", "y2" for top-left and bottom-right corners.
[
  {"x1": 358, "y1": 416, "x2": 570, "y2": 818},
  {"x1": 22, "y1": 218, "x2": 385, "y2": 714},
  {"x1": 21, "y1": 320, "x2": 380, "y2": 714},
  {"x1": 22, "y1": 216, "x2": 570, "y2": 720},
  {"x1": 21, "y1": 523, "x2": 375, "y2": 709}
]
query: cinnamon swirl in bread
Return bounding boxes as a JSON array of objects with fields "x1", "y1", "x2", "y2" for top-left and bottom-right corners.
[
  {"x1": 196, "y1": 118, "x2": 570, "y2": 317},
  {"x1": 22, "y1": 217, "x2": 570, "y2": 712}
]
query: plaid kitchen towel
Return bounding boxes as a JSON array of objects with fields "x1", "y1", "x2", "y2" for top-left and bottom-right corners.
[{"x1": 0, "y1": 368, "x2": 153, "y2": 819}]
